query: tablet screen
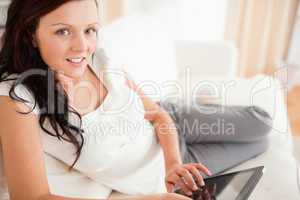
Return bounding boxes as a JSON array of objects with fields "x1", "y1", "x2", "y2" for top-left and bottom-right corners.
[
  {"x1": 203, "y1": 170, "x2": 254, "y2": 199},
  {"x1": 175, "y1": 166, "x2": 263, "y2": 200}
]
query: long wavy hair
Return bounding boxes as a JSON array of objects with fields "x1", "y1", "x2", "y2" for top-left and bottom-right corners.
[{"x1": 0, "y1": 0, "x2": 100, "y2": 170}]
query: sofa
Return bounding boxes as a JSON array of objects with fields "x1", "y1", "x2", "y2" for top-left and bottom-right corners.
[{"x1": 103, "y1": 15, "x2": 300, "y2": 199}]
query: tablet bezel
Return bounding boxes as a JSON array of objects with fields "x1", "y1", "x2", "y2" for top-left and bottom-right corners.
[{"x1": 174, "y1": 166, "x2": 265, "y2": 200}]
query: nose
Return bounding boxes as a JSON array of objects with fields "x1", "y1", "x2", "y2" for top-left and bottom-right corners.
[{"x1": 70, "y1": 33, "x2": 88, "y2": 52}]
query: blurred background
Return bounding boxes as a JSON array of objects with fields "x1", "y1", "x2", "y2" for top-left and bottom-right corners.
[
  {"x1": 100, "y1": 0, "x2": 300, "y2": 136},
  {"x1": 101, "y1": 0, "x2": 299, "y2": 77}
]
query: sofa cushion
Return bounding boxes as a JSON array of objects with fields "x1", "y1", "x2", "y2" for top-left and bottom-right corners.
[{"x1": 102, "y1": 14, "x2": 177, "y2": 87}]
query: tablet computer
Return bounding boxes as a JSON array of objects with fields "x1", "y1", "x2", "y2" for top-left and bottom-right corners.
[{"x1": 175, "y1": 166, "x2": 265, "y2": 200}]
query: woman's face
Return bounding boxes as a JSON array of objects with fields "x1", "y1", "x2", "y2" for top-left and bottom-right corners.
[{"x1": 34, "y1": 0, "x2": 99, "y2": 81}]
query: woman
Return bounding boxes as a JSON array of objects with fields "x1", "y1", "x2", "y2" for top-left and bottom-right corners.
[{"x1": 0, "y1": 0, "x2": 272, "y2": 199}]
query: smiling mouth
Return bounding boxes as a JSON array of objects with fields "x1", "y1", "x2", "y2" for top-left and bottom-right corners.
[{"x1": 66, "y1": 57, "x2": 85, "y2": 64}]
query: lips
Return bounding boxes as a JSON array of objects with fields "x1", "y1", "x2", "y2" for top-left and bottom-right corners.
[{"x1": 66, "y1": 57, "x2": 85, "y2": 64}]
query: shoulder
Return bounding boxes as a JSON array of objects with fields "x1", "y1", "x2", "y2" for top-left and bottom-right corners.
[
  {"x1": 92, "y1": 49, "x2": 129, "y2": 89},
  {"x1": 0, "y1": 95, "x2": 40, "y2": 144},
  {"x1": 92, "y1": 48, "x2": 125, "y2": 76},
  {"x1": 0, "y1": 78, "x2": 40, "y2": 143},
  {"x1": 0, "y1": 74, "x2": 40, "y2": 115}
]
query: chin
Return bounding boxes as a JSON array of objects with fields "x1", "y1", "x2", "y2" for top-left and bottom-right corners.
[
  {"x1": 55, "y1": 65, "x2": 87, "y2": 81},
  {"x1": 68, "y1": 69, "x2": 87, "y2": 79}
]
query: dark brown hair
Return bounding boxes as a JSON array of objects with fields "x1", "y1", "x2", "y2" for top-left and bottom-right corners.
[{"x1": 0, "y1": 0, "x2": 99, "y2": 170}]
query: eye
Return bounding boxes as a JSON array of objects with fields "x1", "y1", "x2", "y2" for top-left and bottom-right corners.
[
  {"x1": 85, "y1": 27, "x2": 98, "y2": 36},
  {"x1": 55, "y1": 28, "x2": 70, "y2": 36}
]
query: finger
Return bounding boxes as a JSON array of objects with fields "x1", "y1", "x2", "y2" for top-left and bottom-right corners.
[
  {"x1": 170, "y1": 174, "x2": 193, "y2": 196},
  {"x1": 193, "y1": 163, "x2": 212, "y2": 176},
  {"x1": 167, "y1": 173, "x2": 191, "y2": 195},
  {"x1": 177, "y1": 168, "x2": 198, "y2": 191},
  {"x1": 187, "y1": 165, "x2": 205, "y2": 187},
  {"x1": 166, "y1": 182, "x2": 175, "y2": 193},
  {"x1": 175, "y1": 176, "x2": 193, "y2": 197}
]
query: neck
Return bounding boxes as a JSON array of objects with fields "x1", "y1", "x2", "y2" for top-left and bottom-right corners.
[{"x1": 55, "y1": 69, "x2": 90, "y2": 95}]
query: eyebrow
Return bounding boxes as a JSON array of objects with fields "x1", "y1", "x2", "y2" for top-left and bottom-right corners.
[{"x1": 50, "y1": 22, "x2": 99, "y2": 27}]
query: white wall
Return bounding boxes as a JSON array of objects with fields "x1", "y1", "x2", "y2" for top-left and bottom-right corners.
[
  {"x1": 177, "y1": 0, "x2": 227, "y2": 41},
  {"x1": 121, "y1": 0, "x2": 227, "y2": 42}
]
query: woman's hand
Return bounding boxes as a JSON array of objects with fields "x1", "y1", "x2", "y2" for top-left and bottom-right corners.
[
  {"x1": 165, "y1": 162, "x2": 212, "y2": 197},
  {"x1": 163, "y1": 193, "x2": 193, "y2": 200}
]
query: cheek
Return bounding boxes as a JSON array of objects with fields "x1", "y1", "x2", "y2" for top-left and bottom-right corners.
[{"x1": 39, "y1": 39, "x2": 68, "y2": 70}]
